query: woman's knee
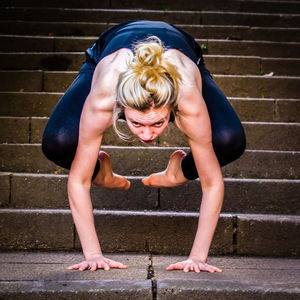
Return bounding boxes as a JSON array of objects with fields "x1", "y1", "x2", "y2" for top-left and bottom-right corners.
[
  {"x1": 213, "y1": 125, "x2": 246, "y2": 166},
  {"x1": 42, "y1": 128, "x2": 77, "y2": 169}
]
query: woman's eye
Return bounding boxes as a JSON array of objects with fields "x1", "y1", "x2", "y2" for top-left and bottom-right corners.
[
  {"x1": 132, "y1": 122, "x2": 140, "y2": 127},
  {"x1": 154, "y1": 122, "x2": 163, "y2": 127}
]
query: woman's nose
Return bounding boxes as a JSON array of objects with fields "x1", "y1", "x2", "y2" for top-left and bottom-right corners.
[{"x1": 141, "y1": 127, "x2": 153, "y2": 139}]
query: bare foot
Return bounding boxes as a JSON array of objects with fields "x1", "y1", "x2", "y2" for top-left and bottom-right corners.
[
  {"x1": 142, "y1": 150, "x2": 188, "y2": 188},
  {"x1": 93, "y1": 151, "x2": 130, "y2": 190}
]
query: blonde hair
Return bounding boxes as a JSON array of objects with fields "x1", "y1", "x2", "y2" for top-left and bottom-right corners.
[{"x1": 113, "y1": 36, "x2": 182, "y2": 139}]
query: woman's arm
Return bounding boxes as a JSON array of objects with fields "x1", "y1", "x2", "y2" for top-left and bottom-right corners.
[
  {"x1": 167, "y1": 87, "x2": 224, "y2": 273},
  {"x1": 67, "y1": 93, "x2": 127, "y2": 271}
]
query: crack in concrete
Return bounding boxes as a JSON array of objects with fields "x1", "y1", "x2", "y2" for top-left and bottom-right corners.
[
  {"x1": 28, "y1": 117, "x2": 32, "y2": 144},
  {"x1": 8, "y1": 173, "x2": 12, "y2": 206},
  {"x1": 233, "y1": 215, "x2": 238, "y2": 254},
  {"x1": 147, "y1": 254, "x2": 157, "y2": 300}
]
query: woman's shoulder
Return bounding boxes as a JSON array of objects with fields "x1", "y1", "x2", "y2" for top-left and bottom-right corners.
[{"x1": 90, "y1": 48, "x2": 133, "y2": 96}]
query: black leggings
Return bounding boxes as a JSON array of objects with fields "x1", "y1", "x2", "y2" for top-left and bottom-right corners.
[{"x1": 42, "y1": 58, "x2": 246, "y2": 181}]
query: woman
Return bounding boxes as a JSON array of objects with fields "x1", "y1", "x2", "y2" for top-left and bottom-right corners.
[{"x1": 42, "y1": 20, "x2": 246, "y2": 273}]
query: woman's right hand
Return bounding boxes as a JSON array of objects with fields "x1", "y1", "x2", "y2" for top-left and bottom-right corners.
[{"x1": 67, "y1": 254, "x2": 128, "y2": 271}]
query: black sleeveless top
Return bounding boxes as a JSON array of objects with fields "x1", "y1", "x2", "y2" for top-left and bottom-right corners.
[{"x1": 86, "y1": 20, "x2": 204, "y2": 66}]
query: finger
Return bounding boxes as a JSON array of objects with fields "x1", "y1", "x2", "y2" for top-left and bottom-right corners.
[
  {"x1": 166, "y1": 262, "x2": 184, "y2": 270},
  {"x1": 213, "y1": 266, "x2": 223, "y2": 272},
  {"x1": 108, "y1": 260, "x2": 128, "y2": 269},
  {"x1": 212, "y1": 267, "x2": 222, "y2": 272},
  {"x1": 194, "y1": 265, "x2": 201, "y2": 273},
  {"x1": 103, "y1": 263, "x2": 110, "y2": 271},
  {"x1": 79, "y1": 263, "x2": 89, "y2": 271},
  {"x1": 67, "y1": 264, "x2": 80, "y2": 270},
  {"x1": 183, "y1": 264, "x2": 191, "y2": 273},
  {"x1": 205, "y1": 264, "x2": 223, "y2": 273},
  {"x1": 90, "y1": 262, "x2": 97, "y2": 272}
]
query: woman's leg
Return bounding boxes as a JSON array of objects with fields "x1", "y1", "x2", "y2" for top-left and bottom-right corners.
[
  {"x1": 181, "y1": 65, "x2": 246, "y2": 180},
  {"x1": 42, "y1": 59, "x2": 100, "y2": 179}
]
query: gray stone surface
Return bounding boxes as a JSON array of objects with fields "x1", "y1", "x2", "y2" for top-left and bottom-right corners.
[
  {"x1": 11, "y1": 173, "x2": 158, "y2": 210},
  {"x1": 31, "y1": 117, "x2": 48, "y2": 143},
  {"x1": 160, "y1": 178, "x2": 300, "y2": 214},
  {"x1": 0, "y1": 252, "x2": 149, "y2": 280},
  {"x1": 44, "y1": 71, "x2": 77, "y2": 93},
  {"x1": 0, "y1": 144, "x2": 66, "y2": 174},
  {"x1": 55, "y1": 37, "x2": 94, "y2": 52},
  {"x1": 75, "y1": 211, "x2": 233, "y2": 255},
  {"x1": 0, "y1": 70, "x2": 43, "y2": 92},
  {"x1": 43, "y1": 72, "x2": 300, "y2": 97},
  {"x1": 0, "y1": 92, "x2": 60, "y2": 117},
  {"x1": 204, "y1": 55, "x2": 260, "y2": 75},
  {"x1": 0, "y1": 117, "x2": 29, "y2": 143},
  {"x1": 214, "y1": 75, "x2": 300, "y2": 98},
  {"x1": 11, "y1": 173, "x2": 69, "y2": 208},
  {"x1": 0, "y1": 52, "x2": 85, "y2": 71},
  {"x1": 276, "y1": 99, "x2": 300, "y2": 123},
  {"x1": 0, "y1": 20, "x2": 111, "y2": 37},
  {"x1": 1, "y1": 145, "x2": 299, "y2": 179},
  {"x1": 206, "y1": 39, "x2": 300, "y2": 58},
  {"x1": 0, "y1": 252, "x2": 300, "y2": 299},
  {"x1": 2, "y1": 21, "x2": 300, "y2": 42},
  {"x1": 0, "y1": 172, "x2": 10, "y2": 207},
  {"x1": 2, "y1": 52, "x2": 284, "y2": 75},
  {"x1": 262, "y1": 57, "x2": 300, "y2": 76},
  {"x1": 158, "y1": 122, "x2": 300, "y2": 151},
  {"x1": 237, "y1": 214, "x2": 300, "y2": 257},
  {"x1": 0, "y1": 209, "x2": 74, "y2": 250},
  {"x1": 1, "y1": 95, "x2": 298, "y2": 123},
  {"x1": 222, "y1": 149, "x2": 300, "y2": 179},
  {"x1": 229, "y1": 98, "x2": 275, "y2": 122},
  {"x1": 9, "y1": 173, "x2": 300, "y2": 214},
  {"x1": 153, "y1": 256, "x2": 300, "y2": 299},
  {"x1": 243, "y1": 122, "x2": 300, "y2": 151},
  {"x1": 2, "y1": 7, "x2": 299, "y2": 27},
  {"x1": 0, "y1": 281, "x2": 152, "y2": 300},
  {"x1": 3, "y1": 0, "x2": 300, "y2": 13},
  {"x1": 0, "y1": 252, "x2": 151, "y2": 299},
  {"x1": 0, "y1": 34, "x2": 54, "y2": 52},
  {"x1": 4, "y1": 117, "x2": 300, "y2": 151}
]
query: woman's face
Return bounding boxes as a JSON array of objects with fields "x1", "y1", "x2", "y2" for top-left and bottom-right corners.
[{"x1": 124, "y1": 106, "x2": 170, "y2": 144}]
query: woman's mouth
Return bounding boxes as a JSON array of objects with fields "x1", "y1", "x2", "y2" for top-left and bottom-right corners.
[{"x1": 140, "y1": 139, "x2": 154, "y2": 144}]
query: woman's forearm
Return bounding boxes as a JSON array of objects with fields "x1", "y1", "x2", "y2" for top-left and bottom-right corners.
[
  {"x1": 68, "y1": 179, "x2": 102, "y2": 259},
  {"x1": 189, "y1": 181, "x2": 224, "y2": 262}
]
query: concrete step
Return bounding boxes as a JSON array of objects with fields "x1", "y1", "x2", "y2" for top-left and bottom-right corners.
[
  {"x1": 0, "y1": 208, "x2": 299, "y2": 256},
  {"x1": 1, "y1": 71, "x2": 299, "y2": 98},
  {"x1": 159, "y1": 122, "x2": 300, "y2": 151},
  {"x1": 1, "y1": 117, "x2": 299, "y2": 151},
  {"x1": 0, "y1": 144, "x2": 299, "y2": 179},
  {"x1": 0, "y1": 253, "x2": 299, "y2": 300},
  {"x1": 1, "y1": 172, "x2": 299, "y2": 214},
  {"x1": 1, "y1": 35, "x2": 300, "y2": 58},
  {"x1": 1, "y1": 7, "x2": 299, "y2": 28},
  {"x1": 1, "y1": 52, "x2": 300, "y2": 76},
  {"x1": 3, "y1": 0, "x2": 300, "y2": 13},
  {"x1": 1, "y1": 93, "x2": 299, "y2": 123},
  {"x1": 1, "y1": 21, "x2": 300, "y2": 42},
  {"x1": 21, "y1": 70, "x2": 300, "y2": 98}
]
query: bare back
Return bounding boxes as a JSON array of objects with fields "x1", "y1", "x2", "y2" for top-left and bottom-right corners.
[{"x1": 88, "y1": 48, "x2": 205, "y2": 131}]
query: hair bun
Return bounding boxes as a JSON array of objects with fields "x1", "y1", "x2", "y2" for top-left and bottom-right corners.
[{"x1": 135, "y1": 36, "x2": 163, "y2": 67}]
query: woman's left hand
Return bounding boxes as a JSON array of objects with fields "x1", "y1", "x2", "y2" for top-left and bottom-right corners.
[{"x1": 166, "y1": 256, "x2": 223, "y2": 273}]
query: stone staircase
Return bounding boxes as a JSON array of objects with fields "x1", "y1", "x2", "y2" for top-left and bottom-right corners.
[{"x1": 0, "y1": 0, "x2": 299, "y2": 298}]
